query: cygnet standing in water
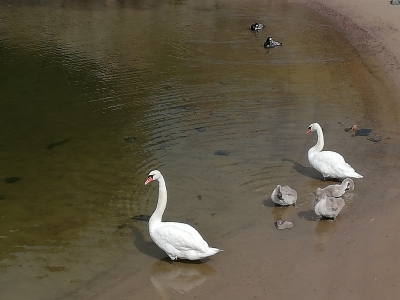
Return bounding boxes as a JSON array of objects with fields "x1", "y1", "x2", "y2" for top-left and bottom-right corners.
[
  {"x1": 321, "y1": 178, "x2": 354, "y2": 197},
  {"x1": 314, "y1": 188, "x2": 345, "y2": 220},
  {"x1": 271, "y1": 185, "x2": 297, "y2": 206}
]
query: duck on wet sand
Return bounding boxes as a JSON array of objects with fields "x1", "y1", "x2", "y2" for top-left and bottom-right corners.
[{"x1": 345, "y1": 124, "x2": 372, "y2": 136}]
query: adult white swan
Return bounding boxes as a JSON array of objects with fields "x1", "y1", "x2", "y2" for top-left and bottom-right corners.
[
  {"x1": 306, "y1": 123, "x2": 363, "y2": 180},
  {"x1": 145, "y1": 170, "x2": 223, "y2": 261}
]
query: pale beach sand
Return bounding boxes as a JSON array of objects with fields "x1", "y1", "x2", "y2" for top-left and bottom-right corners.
[{"x1": 295, "y1": 0, "x2": 400, "y2": 129}]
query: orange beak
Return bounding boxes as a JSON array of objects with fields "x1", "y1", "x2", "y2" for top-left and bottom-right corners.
[
  {"x1": 145, "y1": 176, "x2": 153, "y2": 185},
  {"x1": 306, "y1": 129, "x2": 311, "y2": 134}
]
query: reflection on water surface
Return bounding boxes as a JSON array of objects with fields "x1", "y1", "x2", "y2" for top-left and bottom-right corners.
[{"x1": 150, "y1": 259, "x2": 216, "y2": 298}]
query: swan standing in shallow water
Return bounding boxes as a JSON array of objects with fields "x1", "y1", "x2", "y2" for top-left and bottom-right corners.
[
  {"x1": 306, "y1": 123, "x2": 363, "y2": 180},
  {"x1": 271, "y1": 185, "x2": 297, "y2": 206},
  {"x1": 145, "y1": 170, "x2": 223, "y2": 261},
  {"x1": 314, "y1": 188, "x2": 345, "y2": 220},
  {"x1": 321, "y1": 178, "x2": 354, "y2": 197}
]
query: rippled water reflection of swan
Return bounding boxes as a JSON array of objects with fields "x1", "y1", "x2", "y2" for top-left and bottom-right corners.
[{"x1": 150, "y1": 259, "x2": 216, "y2": 299}]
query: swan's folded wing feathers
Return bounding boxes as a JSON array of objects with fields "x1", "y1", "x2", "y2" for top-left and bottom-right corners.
[
  {"x1": 312, "y1": 152, "x2": 358, "y2": 178},
  {"x1": 316, "y1": 151, "x2": 346, "y2": 163},
  {"x1": 153, "y1": 222, "x2": 209, "y2": 253}
]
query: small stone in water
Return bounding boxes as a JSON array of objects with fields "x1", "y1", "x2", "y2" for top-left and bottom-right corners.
[
  {"x1": 124, "y1": 136, "x2": 137, "y2": 143},
  {"x1": 275, "y1": 220, "x2": 294, "y2": 230},
  {"x1": 214, "y1": 150, "x2": 230, "y2": 156},
  {"x1": 131, "y1": 215, "x2": 150, "y2": 222},
  {"x1": 367, "y1": 135, "x2": 381, "y2": 142},
  {"x1": 195, "y1": 127, "x2": 206, "y2": 132},
  {"x1": 4, "y1": 177, "x2": 20, "y2": 184}
]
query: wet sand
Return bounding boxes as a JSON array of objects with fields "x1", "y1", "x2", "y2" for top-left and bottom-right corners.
[
  {"x1": 295, "y1": 0, "x2": 400, "y2": 130},
  {"x1": 268, "y1": 1, "x2": 400, "y2": 298}
]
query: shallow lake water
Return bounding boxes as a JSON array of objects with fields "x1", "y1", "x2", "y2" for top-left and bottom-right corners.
[{"x1": 0, "y1": 0, "x2": 392, "y2": 299}]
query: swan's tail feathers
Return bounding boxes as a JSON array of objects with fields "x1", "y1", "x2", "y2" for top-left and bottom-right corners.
[
  {"x1": 351, "y1": 172, "x2": 363, "y2": 179},
  {"x1": 209, "y1": 247, "x2": 224, "y2": 256}
]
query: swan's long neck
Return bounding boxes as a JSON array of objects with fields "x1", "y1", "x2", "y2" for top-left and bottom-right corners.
[
  {"x1": 310, "y1": 124, "x2": 324, "y2": 154},
  {"x1": 149, "y1": 176, "x2": 167, "y2": 225}
]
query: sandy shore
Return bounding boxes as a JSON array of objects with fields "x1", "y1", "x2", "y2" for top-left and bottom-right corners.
[
  {"x1": 293, "y1": 0, "x2": 400, "y2": 129},
  {"x1": 282, "y1": 1, "x2": 400, "y2": 299}
]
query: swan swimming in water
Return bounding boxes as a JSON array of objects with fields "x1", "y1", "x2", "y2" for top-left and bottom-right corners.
[
  {"x1": 145, "y1": 170, "x2": 223, "y2": 261},
  {"x1": 314, "y1": 188, "x2": 345, "y2": 220},
  {"x1": 271, "y1": 185, "x2": 297, "y2": 206},
  {"x1": 306, "y1": 123, "x2": 363, "y2": 180},
  {"x1": 321, "y1": 178, "x2": 354, "y2": 197}
]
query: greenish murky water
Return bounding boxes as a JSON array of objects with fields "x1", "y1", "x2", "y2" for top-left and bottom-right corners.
[{"x1": 0, "y1": 0, "x2": 392, "y2": 299}]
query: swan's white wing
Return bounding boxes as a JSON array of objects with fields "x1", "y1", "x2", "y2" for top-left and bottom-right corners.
[
  {"x1": 311, "y1": 150, "x2": 346, "y2": 164},
  {"x1": 310, "y1": 151, "x2": 361, "y2": 178},
  {"x1": 151, "y1": 222, "x2": 209, "y2": 254}
]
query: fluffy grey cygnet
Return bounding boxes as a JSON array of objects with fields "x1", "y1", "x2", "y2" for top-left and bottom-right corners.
[
  {"x1": 314, "y1": 188, "x2": 345, "y2": 220},
  {"x1": 321, "y1": 178, "x2": 354, "y2": 197},
  {"x1": 271, "y1": 185, "x2": 297, "y2": 206}
]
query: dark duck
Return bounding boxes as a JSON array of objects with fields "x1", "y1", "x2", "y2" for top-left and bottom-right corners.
[
  {"x1": 250, "y1": 23, "x2": 265, "y2": 31},
  {"x1": 344, "y1": 125, "x2": 372, "y2": 136},
  {"x1": 264, "y1": 37, "x2": 282, "y2": 48}
]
